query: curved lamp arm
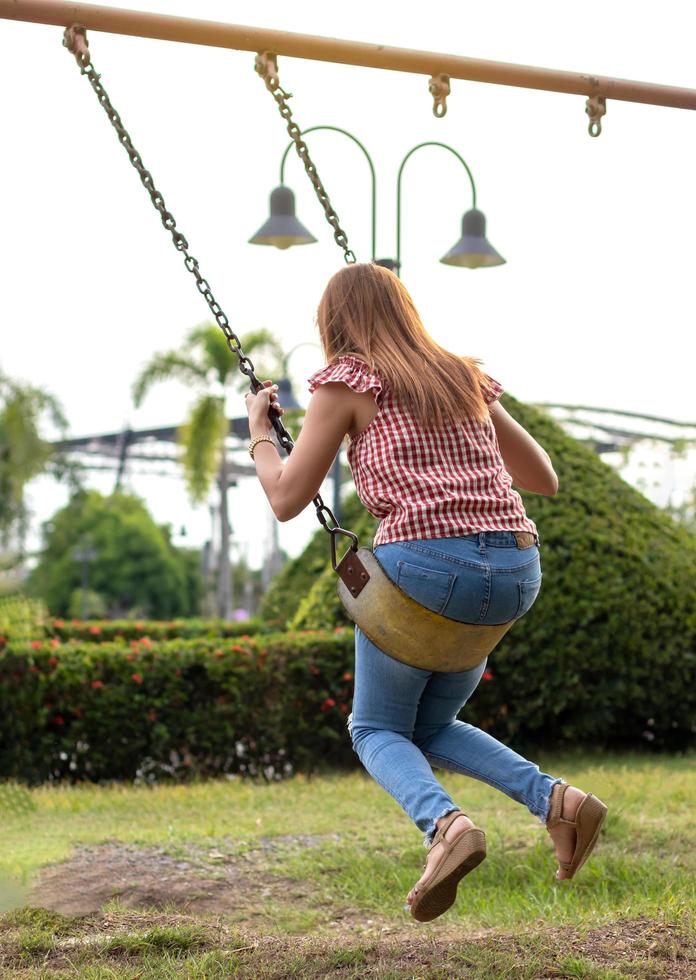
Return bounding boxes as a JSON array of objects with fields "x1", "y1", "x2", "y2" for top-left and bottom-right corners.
[
  {"x1": 280, "y1": 125, "x2": 377, "y2": 261},
  {"x1": 396, "y1": 141, "x2": 478, "y2": 271}
]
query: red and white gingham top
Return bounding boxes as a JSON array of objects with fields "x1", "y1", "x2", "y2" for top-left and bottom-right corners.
[{"x1": 307, "y1": 354, "x2": 537, "y2": 548}]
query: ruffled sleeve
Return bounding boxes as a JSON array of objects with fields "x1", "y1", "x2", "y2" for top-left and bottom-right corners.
[
  {"x1": 480, "y1": 372, "x2": 504, "y2": 405},
  {"x1": 307, "y1": 354, "x2": 383, "y2": 402}
]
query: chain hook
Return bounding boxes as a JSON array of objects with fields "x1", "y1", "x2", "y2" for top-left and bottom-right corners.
[
  {"x1": 585, "y1": 95, "x2": 607, "y2": 137},
  {"x1": 63, "y1": 24, "x2": 91, "y2": 71},
  {"x1": 429, "y1": 73, "x2": 450, "y2": 118},
  {"x1": 255, "y1": 51, "x2": 285, "y2": 94},
  {"x1": 255, "y1": 52, "x2": 357, "y2": 267}
]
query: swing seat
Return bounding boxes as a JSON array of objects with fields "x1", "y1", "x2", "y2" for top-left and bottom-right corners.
[{"x1": 336, "y1": 547, "x2": 515, "y2": 672}]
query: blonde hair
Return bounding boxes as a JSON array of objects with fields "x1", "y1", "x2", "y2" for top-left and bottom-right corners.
[{"x1": 316, "y1": 263, "x2": 489, "y2": 428}]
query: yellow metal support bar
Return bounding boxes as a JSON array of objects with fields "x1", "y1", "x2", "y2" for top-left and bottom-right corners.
[{"x1": 2, "y1": 0, "x2": 696, "y2": 111}]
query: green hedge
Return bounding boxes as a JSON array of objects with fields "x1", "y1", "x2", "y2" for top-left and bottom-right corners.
[
  {"x1": 261, "y1": 396, "x2": 696, "y2": 750},
  {"x1": 41, "y1": 617, "x2": 267, "y2": 645},
  {"x1": 0, "y1": 631, "x2": 355, "y2": 785}
]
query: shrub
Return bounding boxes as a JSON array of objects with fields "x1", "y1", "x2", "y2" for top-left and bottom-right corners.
[
  {"x1": 269, "y1": 396, "x2": 696, "y2": 750},
  {"x1": 0, "y1": 630, "x2": 354, "y2": 785},
  {"x1": 0, "y1": 595, "x2": 48, "y2": 646},
  {"x1": 43, "y1": 617, "x2": 268, "y2": 645}
]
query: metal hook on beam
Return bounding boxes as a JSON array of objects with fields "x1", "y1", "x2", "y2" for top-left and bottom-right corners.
[
  {"x1": 255, "y1": 50, "x2": 282, "y2": 93},
  {"x1": 586, "y1": 95, "x2": 607, "y2": 137},
  {"x1": 63, "y1": 23, "x2": 90, "y2": 69},
  {"x1": 429, "y1": 73, "x2": 450, "y2": 117}
]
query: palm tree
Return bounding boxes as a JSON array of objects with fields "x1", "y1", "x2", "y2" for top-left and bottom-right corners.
[
  {"x1": 0, "y1": 369, "x2": 68, "y2": 554},
  {"x1": 132, "y1": 323, "x2": 287, "y2": 619}
]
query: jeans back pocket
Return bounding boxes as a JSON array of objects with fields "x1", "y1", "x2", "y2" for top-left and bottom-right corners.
[
  {"x1": 396, "y1": 560, "x2": 456, "y2": 615},
  {"x1": 516, "y1": 574, "x2": 542, "y2": 619}
]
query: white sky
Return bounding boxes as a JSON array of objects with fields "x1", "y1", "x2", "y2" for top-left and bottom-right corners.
[{"x1": 1, "y1": 0, "x2": 695, "y2": 572}]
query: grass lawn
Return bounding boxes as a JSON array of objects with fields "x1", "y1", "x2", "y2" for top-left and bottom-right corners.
[{"x1": 0, "y1": 749, "x2": 694, "y2": 977}]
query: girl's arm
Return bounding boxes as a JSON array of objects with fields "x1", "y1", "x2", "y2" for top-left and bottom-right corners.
[
  {"x1": 247, "y1": 381, "x2": 355, "y2": 522},
  {"x1": 489, "y1": 401, "x2": 559, "y2": 496}
]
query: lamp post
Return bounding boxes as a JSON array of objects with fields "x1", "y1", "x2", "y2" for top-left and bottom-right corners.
[
  {"x1": 250, "y1": 129, "x2": 504, "y2": 273},
  {"x1": 250, "y1": 125, "x2": 377, "y2": 260},
  {"x1": 396, "y1": 142, "x2": 505, "y2": 270},
  {"x1": 72, "y1": 544, "x2": 97, "y2": 620}
]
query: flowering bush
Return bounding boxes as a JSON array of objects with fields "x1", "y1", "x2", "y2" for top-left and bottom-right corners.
[
  {"x1": 0, "y1": 628, "x2": 355, "y2": 785},
  {"x1": 43, "y1": 617, "x2": 267, "y2": 645}
]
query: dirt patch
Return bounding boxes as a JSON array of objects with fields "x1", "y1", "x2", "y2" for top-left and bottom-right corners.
[{"x1": 26, "y1": 837, "x2": 323, "y2": 920}]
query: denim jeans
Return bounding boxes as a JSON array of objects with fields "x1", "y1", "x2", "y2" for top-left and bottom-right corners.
[{"x1": 347, "y1": 531, "x2": 563, "y2": 848}]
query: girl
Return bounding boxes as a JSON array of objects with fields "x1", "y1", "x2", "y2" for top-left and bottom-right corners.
[{"x1": 246, "y1": 263, "x2": 607, "y2": 923}]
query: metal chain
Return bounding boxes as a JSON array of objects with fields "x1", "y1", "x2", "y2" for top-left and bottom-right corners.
[
  {"x1": 254, "y1": 52, "x2": 357, "y2": 266},
  {"x1": 62, "y1": 24, "x2": 348, "y2": 541}
]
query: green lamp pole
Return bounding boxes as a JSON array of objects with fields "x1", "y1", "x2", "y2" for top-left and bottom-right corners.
[
  {"x1": 250, "y1": 125, "x2": 377, "y2": 261},
  {"x1": 396, "y1": 141, "x2": 505, "y2": 271},
  {"x1": 250, "y1": 130, "x2": 504, "y2": 273}
]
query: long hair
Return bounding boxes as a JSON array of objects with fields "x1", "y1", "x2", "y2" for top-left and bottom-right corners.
[{"x1": 316, "y1": 263, "x2": 489, "y2": 428}]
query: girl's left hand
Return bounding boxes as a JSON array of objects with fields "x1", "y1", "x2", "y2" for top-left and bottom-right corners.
[{"x1": 245, "y1": 380, "x2": 284, "y2": 435}]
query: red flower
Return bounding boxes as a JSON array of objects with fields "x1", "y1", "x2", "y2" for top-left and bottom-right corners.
[
  {"x1": 341, "y1": 671, "x2": 353, "y2": 681},
  {"x1": 30, "y1": 640, "x2": 42, "y2": 650},
  {"x1": 126, "y1": 653, "x2": 137, "y2": 662},
  {"x1": 131, "y1": 673, "x2": 143, "y2": 684},
  {"x1": 91, "y1": 680, "x2": 104, "y2": 689},
  {"x1": 29, "y1": 665, "x2": 39, "y2": 674},
  {"x1": 339, "y1": 703, "x2": 349, "y2": 714},
  {"x1": 44, "y1": 701, "x2": 54, "y2": 710},
  {"x1": 140, "y1": 636, "x2": 152, "y2": 648},
  {"x1": 308, "y1": 665, "x2": 321, "y2": 676},
  {"x1": 89, "y1": 625, "x2": 101, "y2": 636},
  {"x1": 51, "y1": 714, "x2": 65, "y2": 726},
  {"x1": 482, "y1": 669, "x2": 494, "y2": 681},
  {"x1": 72, "y1": 707, "x2": 83, "y2": 718},
  {"x1": 146, "y1": 708, "x2": 157, "y2": 721},
  {"x1": 49, "y1": 638, "x2": 60, "y2": 648},
  {"x1": 214, "y1": 649, "x2": 224, "y2": 658},
  {"x1": 135, "y1": 622, "x2": 144, "y2": 631},
  {"x1": 320, "y1": 697, "x2": 336, "y2": 712},
  {"x1": 71, "y1": 619, "x2": 80, "y2": 624},
  {"x1": 48, "y1": 656, "x2": 58, "y2": 667},
  {"x1": 0, "y1": 635, "x2": 6, "y2": 646},
  {"x1": 53, "y1": 619, "x2": 65, "y2": 628}
]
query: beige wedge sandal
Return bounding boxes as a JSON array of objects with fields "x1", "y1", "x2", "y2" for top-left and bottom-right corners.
[
  {"x1": 409, "y1": 810, "x2": 486, "y2": 923},
  {"x1": 547, "y1": 782, "x2": 608, "y2": 880}
]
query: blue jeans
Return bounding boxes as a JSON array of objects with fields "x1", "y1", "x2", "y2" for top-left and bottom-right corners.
[{"x1": 347, "y1": 531, "x2": 563, "y2": 848}]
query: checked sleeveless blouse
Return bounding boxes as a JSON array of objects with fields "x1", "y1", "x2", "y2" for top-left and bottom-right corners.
[{"x1": 307, "y1": 354, "x2": 537, "y2": 548}]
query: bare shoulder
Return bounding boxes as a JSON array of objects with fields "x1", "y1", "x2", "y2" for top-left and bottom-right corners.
[{"x1": 309, "y1": 379, "x2": 376, "y2": 440}]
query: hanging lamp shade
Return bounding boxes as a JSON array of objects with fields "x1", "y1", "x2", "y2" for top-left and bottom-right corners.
[
  {"x1": 276, "y1": 377, "x2": 302, "y2": 410},
  {"x1": 440, "y1": 208, "x2": 506, "y2": 269},
  {"x1": 248, "y1": 185, "x2": 317, "y2": 250}
]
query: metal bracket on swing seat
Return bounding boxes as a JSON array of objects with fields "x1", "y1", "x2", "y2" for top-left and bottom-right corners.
[
  {"x1": 332, "y1": 528, "x2": 370, "y2": 598},
  {"x1": 336, "y1": 546, "x2": 516, "y2": 672}
]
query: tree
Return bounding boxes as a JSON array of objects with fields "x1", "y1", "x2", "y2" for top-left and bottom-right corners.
[
  {"x1": 0, "y1": 369, "x2": 70, "y2": 556},
  {"x1": 27, "y1": 490, "x2": 201, "y2": 618},
  {"x1": 132, "y1": 323, "x2": 287, "y2": 619}
]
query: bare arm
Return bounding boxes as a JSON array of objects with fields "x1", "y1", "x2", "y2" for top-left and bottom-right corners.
[
  {"x1": 249, "y1": 381, "x2": 355, "y2": 522},
  {"x1": 489, "y1": 401, "x2": 559, "y2": 496}
]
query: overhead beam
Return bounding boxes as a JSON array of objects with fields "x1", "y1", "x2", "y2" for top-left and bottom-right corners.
[{"x1": 2, "y1": 0, "x2": 696, "y2": 111}]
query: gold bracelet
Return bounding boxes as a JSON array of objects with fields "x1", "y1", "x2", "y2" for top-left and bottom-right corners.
[{"x1": 249, "y1": 434, "x2": 275, "y2": 460}]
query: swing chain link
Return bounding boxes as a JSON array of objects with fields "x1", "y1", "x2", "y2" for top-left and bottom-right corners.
[
  {"x1": 62, "y1": 25, "x2": 348, "y2": 543},
  {"x1": 254, "y1": 52, "x2": 357, "y2": 266},
  {"x1": 61, "y1": 24, "x2": 298, "y2": 463}
]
